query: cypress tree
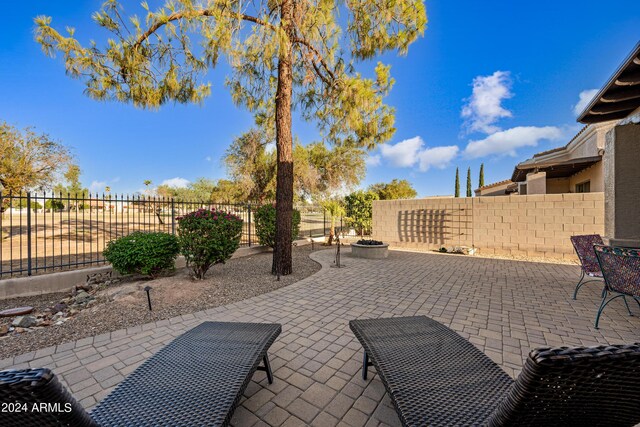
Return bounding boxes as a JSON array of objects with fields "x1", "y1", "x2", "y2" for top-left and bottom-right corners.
[
  {"x1": 454, "y1": 168, "x2": 460, "y2": 198},
  {"x1": 466, "y1": 167, "x2": 472, "y2": 197},
  {"x1": 479, "y1": 163, "x2": 485, "y2": 188}
]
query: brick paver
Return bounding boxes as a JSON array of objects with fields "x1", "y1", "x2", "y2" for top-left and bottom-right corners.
[{"x1": 2, "y1": 248, "x2": 639, "y2": 426}]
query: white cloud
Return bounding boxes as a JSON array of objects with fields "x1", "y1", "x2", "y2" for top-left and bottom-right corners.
[
  {"x1": 461, "y1": 71, "x2": 513, "y2": 134},
  {"x1": 161, "y1": 177, "x2": 190, "y2": 188},
  {"x1": 464, "y1": 126, "x2": 563, "y2": 158},
  {"x1": 380, "y1": 137, "x2": 424, "y2": 167},
  {"x1": 365, "y1": 154, "x2": 381, "y2": 167},
  {"x1": 89, "y1": 181, "x2": 107, "y2": 193},
  {"x1": 204, "y1": 156, "x2": 212, "y2": 162},
  {"x1": 417, "y1": 146, "x2": 459, "y2": 172},
  {"x1": 573, "y1": 89, "x2": 599, "y2": 116},
  {"x1": 379, "y1": 136, "x2": 459, "y2": 171}
]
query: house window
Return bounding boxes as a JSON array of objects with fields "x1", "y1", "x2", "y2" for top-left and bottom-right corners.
[{"x1": 575, "y1": 181, "x2": 590, "y2": 193}]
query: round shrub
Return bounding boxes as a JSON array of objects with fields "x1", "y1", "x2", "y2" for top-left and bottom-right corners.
[
  {"x1": 345, "y1": 190, "x2": 378, "y2": 237},
  {"x1": 177, "y1": 208, "x2": 243, "y2": 280},
  {"x1": 254, "y1": 204, "x2": 301, "y2": 248},
  {"x1": 103, "y1": 231, "x2": 179, "y2": 278}
]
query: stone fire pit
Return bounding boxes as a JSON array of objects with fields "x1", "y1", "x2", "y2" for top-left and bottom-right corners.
[{"x1": 350, "y1": 240, "x2": 389, "y2": 259}]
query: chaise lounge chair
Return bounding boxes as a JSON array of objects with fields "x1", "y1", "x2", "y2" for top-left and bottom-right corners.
[
  {"x1": 569, "y1": 234, "x2": 605, "y2": 299},
  {"x1": 0, "y1": 321, "x2": 281, "y2": 427},
  {"x1": 350, "y1": 316, "x2": 640, "y2": 427}
]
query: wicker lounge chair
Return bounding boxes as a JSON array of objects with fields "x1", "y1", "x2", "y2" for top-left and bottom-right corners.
[
  {"x1": 569, "y1": 234, "x2": 605, "y2": 299},
  {"x1": 350, "y1": 316, "x2": 640, "y2": 427},
  {"x1": 0, "y1": 321, "x2": 281, "y2": 427},
  {"x1": 593, "y1": 245, "x2": 640, "y2": 329}
]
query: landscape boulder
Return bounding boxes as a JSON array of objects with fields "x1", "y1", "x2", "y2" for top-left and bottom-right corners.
[{"x1": 11, "y1": 316, "x2": 38, "y2": 328}]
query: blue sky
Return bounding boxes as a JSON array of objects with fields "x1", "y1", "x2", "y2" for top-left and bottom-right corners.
[{"x1": 1, "y1": 2, "x2": 638, "y2": 197}]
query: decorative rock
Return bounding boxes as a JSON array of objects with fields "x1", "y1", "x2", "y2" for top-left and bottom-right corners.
[
  {"x1": 53, "y1": 312, "x2": 65, "y2": 320},
  {"x1": 0, "y1": 324, "x2": 8, "y2": 335},
  {"x1": 14, "y1": 327, "x2": 27, "y2": 333},
  {"x1": 0, "y1": 306, "x2": 34, "y2": 317},
  {"x1": 52, "y1": 303, "x2": 67, "y2": 313},
  {"x1": 75, "y1": 291, "x2": 92, "y2": 305},
  {"x1": 11, "y1": 316, "x2": 38, "y2": 328},
  {"x1": 440, "y1": 245, "x2": 477, "y2": 255},
  {"x1": 87, "y1": 271, "x2": 112, "y2": 286}
]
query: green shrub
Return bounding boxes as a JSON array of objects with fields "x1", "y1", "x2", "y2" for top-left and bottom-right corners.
[
  {"x1": 177, "y1": 208, "x2": 243, "y2": 280},
  {"x1": 45, "y1": 199, "x2": 65, "y2": 211},
  {"x1": 344, "y1": 190, "x2": 379, "y2": 237},
  {"x1": 254, "y1": 204, "x2": 301, "y2": 248},
  {"x1": 103, "y1": 231, "x2": 179, "y2": 278}
]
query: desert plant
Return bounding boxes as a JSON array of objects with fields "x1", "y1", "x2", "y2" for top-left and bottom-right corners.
[
  {"x1": 177, "y1": 208, "x2": 243, "y2": 279},
  {"x1": 320, "y1": 199, "x2": 345, "y2": 245},
  {"x1": 103, "y1": 231, "x2": 179, "y2": 278},
  {"x1": 356, "y1": 239, "x2": 384, "y2": 245},
  {"x1": 254, "y1": 204, "x2": 300, "y2": 248},
  {"x1": 344, "y1": 190, "x2": 379, "y2": 237}
]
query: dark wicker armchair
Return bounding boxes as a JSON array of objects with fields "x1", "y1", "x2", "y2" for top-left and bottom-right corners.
[
  {"x1": 351, "y1": 316, "x2": 640, "y2": 426},
  {"x1": 593, "y1": 245, "x2": 640, "y2": 328},
  {"x1": 569, "y1": 234, "x2": 605, "y2": 299}
]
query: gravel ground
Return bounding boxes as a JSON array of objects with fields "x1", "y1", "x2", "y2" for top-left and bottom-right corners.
[{"x1": 0, "y1": 245, "x2": 323, "y2": 360}]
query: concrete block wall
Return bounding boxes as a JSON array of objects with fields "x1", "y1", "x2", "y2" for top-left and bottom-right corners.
[
  {"x1": 372, "y1": 198, "x2": 473, "y2": 250},
  {"x1": 372, "y1": 193, "x2": 604, "y2": 260}
]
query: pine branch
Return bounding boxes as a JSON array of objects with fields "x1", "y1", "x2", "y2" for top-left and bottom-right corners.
[{"x1": 133, "y1": 9, "x2": 277, "y2": 49}]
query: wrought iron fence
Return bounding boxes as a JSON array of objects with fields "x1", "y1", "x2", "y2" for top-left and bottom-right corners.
[{"x1": 0, "y1": 192, "x2": 335, "y2": 278}]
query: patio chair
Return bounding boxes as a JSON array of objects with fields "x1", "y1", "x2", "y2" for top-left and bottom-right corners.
[
  {"x1": 593, "y1": 245, "x2": 640, "y2": 329},
  {"x1": 569, "y1": 234, "x2": 605, "y2": 299},
  {"x1": 0, "y1": 321, "x2": 281, "y2": 427},
  {"x1": 350, "y1": 316, "x2": 640, "y2": 427}
]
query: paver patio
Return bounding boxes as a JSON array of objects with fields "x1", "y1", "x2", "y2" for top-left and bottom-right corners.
[{"x1": 1, "y1": 248, "x2": 639, "y2": 426}]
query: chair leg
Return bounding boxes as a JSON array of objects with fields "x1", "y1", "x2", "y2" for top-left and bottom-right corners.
[
  {"x1": 595, "y1": 293, "x2": 608, "y2": 329},
  {"x1": 573, "y1": 271, "x2": 585, "y2": 300},
  {"x1": 362, "y1": 351, "x2": 369, "y2": 380},
  {"x1": 256, "y1": 354, "x2": 274, "y2": 384},
  {"x1": 264, "y1": 355, "x2": 274, "y2": 384},
  {"x1": 595, "y1": 293, "x2": 625, "y2": 329},
  {"x1": 623, "y1": 296, "x2": 633, "y2": 316}
]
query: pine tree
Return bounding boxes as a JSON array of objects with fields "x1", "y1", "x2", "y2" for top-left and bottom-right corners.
[
  {"x1": 454, "y1": 168, "x2": 460, "y2": 198},
  {"x1": 479, "y1": 163, "x2": 485, "y2": 188},
  {"x1": 466, "y1": 167, "x2": 472, "y2": 197},
  {"x1": 35, "y1": 1, "x2": 427, "y2": 276}
]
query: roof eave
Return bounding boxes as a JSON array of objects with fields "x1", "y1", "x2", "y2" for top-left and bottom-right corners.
[{"x1": 578, "y1": 41, "x2": 640, "y2": 123}]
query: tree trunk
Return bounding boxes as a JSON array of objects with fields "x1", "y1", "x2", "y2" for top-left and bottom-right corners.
[
  {"x1": 327, "y1": 217, "x2": 336, "y2": 245},
  {"x1": 272, "y1": 0, "x2": 294, "y2": 276}
]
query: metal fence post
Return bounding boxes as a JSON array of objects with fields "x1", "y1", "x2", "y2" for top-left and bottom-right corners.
[
  {"x1": 247, "y1": 204, "x2": 252, "y2": 247},
  {"x1": 26, "y1": 192, "x2": 32, "y2": 276},
  {"x1": 171, "y1": 199, "x2": 176, "y2": 235}
]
